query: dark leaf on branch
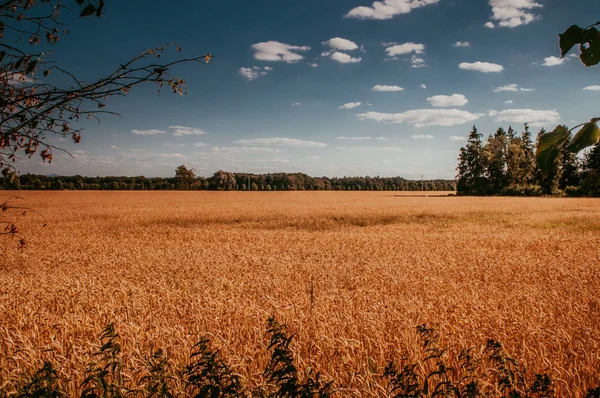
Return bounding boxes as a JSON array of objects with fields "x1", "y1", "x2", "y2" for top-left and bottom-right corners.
[
  {"x1": 80, "y1": 4, "x2": 96, "y2": 17},
  {"x1": 559, "y1": 25, "x2": 584, "y2": 57},
  {"x1": 536, "y1": 125, "x2": 570, "y2": 178},
  {"x1": 567, "y1": 121, "x2": 600, "y2": 153}
]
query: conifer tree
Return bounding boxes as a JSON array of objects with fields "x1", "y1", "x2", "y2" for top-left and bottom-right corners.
[{"x1": 456, "y1": 126, "x2": 488, "y2": 195}]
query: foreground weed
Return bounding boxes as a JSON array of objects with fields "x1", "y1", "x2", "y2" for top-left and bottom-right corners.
[
  {"x1": 184, "y1": 337, "x2": 244, "y2": 397},
  {"x1": 141, "y1": 349, "x2": 176, "y2": 398},
  {"x1": 257, "y1": 316, "x2": 333, "y2": 398},
  {"x1": 14, "y1": 361, "x2": 64, "y2": 398},
  {"x1": 80, "y1": 323, "x2": 127, "y2": 398}
]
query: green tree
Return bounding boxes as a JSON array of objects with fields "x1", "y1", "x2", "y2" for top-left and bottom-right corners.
[
  {"x1": 483, "y1": 127, "x2": 509, "y2": 195},
  {"x1": 175, "y1": 165, "x2": 197, "y2": 190},
  {"x1": 580, "y1": 142, "x2": 600, "y2": 196},
  {"x1": 456, "y1": 126, "x2": 488, "y2": 195}
]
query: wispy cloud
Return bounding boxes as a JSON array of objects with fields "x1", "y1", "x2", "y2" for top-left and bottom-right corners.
[
  {"x1": 583, "y1": 85, "x2": 600, "y2": 91},
  {"x1": 449, "y1": 136, "x2": 466, "y2": 141},
  {"x1": 487, "y1": 0, "x2": 542, "y2": 28},
  {"x1": 357, "y1": 109, "x2": 480, "y2": 127},
  {"x1": 385, "y1": 42, "x2": 425, "y2": 56},
  {"x1": 170, "y1": 126, "x2": 207, "y2": 136},
  {"x1": 492, "y1": 83, "x2": 535, "y2": 92},
  {"x1": 132, "y1": 129, "x2": 166, "y2": 135},
  {"x1": 542, "y1": 56, "x2": 566, "y2": 67},
  {"x1": 322, "y1": 37, "x2": 359, "y2": 51},
  {"x1": 239, "y1": 66, "x2": 271, "y2": 81},
  {"x1": 373, "y1": 84, "x2": 404, "y2": 92},
  {"x1": 251, "y1": 41, "x2": 311, "y2": 63},
  {"x1": 345, "y1": 0, "x2": 439, "y2": 20},
  {"x1": 427, "y1": 94, "x2": 468, "y2": 107},
  {"x1": 308, "y1": 63, "x2": 319, "y2": 68},
  {"x1": 459, "y1": 61, "x2": 503, "y2": 73},
  {"x1": 339, "y1": 102, "x2": 362, "y2": 109},
  {"x1": 234, "y1": 137, "x2": 328, "y2": 147},
  {"x1": 490, "y1": 108, "x2": 561, "y2": 127},
  {"x1": 337, "y1": 136, "x2": 389, "y2": 141},
  {"x1": 330, "y1": 52, "x2": 362, "y2": 64},
  {"x1": 453, "y1": 41, "x2": 470, "y2": 47},
  {"x1": 412, "y1": 134, "x2": 434, "y2": 140}
]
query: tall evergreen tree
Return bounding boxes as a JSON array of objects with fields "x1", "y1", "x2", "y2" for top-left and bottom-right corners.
[
  {"x1": 505, "y1": 124, "x2": 537, "y2": 189},
  {"x1": 580, "y1": 142, "x2": 600, "y2": 196},
  {"x1": 483, "y1": 127, "x2": 509, "y2": 194},
  {"x1": 558, "y1": 151, "x2": 581, "y2": 190},
  {"x1": 456, "y1": 126, "x2": 488, "y2": 195}
]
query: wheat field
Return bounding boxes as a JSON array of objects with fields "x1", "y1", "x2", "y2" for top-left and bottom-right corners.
[{"x1": 1, "y1": 191, "x2": 599, "y2": 396}]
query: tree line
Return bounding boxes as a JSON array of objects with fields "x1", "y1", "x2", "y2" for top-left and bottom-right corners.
[
  {"x1": 1, "y1": 168, "x2": 456, "y2": 192},
  {"x1": 456, "y1": 124, "x2": 600, "y2": 196}
]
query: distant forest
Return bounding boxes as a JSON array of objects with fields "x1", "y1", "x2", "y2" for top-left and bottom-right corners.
[
  {"x1": 0, "y1": 170, "x2": 456, "y2": 192},
  {"x1": 456, "y1": 124, "x2": 600, "y2": 197}
]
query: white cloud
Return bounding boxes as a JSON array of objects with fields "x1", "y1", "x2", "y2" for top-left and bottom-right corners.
[
  {"x1": 492, "y1": 83, "x2": 535, "y2": 92},
  {"x1": 484, "y1": 22, "x2": 495, "y2": 28},
  {"x1": 309, "y1": 63, "x2": 319, "y2": 68},
  {"x1": 488, "y1": 0, "x2": 542, "y2": 28},
  {"x1": 505, "y1": 100, "x2": 514, "y2": 104},
  {"x1": 542, "y1": 56, "x2": 565, "y2": 66},
  {"x1": 169, "y1": 126, "x2": 207, "y2": 136},
  {"x1": 206, "y1": 147, "x2": 280, "y2": 155},
  {"x1": 239, "y1": 66, "x2": 271, "y2": 81},
  {"x1": 453, "y1": 41, "x2": 470, "y2": 47},
  {"x1": 306, "y1": 155, "x2": 321, "y2": 160},
  {"x1": 338, "y1": 136, "x2": 372, "y2": 141},
  {"x1": 493, "y1": 83, "x2": 518, "y2": 92},
  {"x1": 192, "y1": 143, "x2": 207, "y2": 148},
  {"x1": 251, "y1": 41, "x2": 311, "y2": 63},
  {"x1": 357, "y1": 109, "x2": 480, "y2": 127},
  {"x1": 234, "y1": 137, "x2": 328, "y2": 147},
  {"x1": 339, "y1": 102, "x2": 362, "y2": 109},
  {"x1": 459, "y1": 61, "x2": 504, "y2": 73},
  {"x1": 6, "y1": 73, "x2": 35, "y2": 86},
  {"x1": 449, "y1": 136, "x2": 466, "y2": 141},
  {"x1": 412, "y1": 134, "x2": 434, "y2": 140},
  {"x1": 411, "y1": 55, "x2": 426, "y2": 68},
  {"x1": 292, "y1": 102, "x2": 302, "y2": 107},
  {"x1": 322, "y1": 37, "x2": 359, "y2": 51},
  {"x1": 163, "y1": 142, "x2": 185, "y2": 148},
  {"x1": 337, "y1": 146, "x2": 403, "y2": 152},
  {"x1": 110, "y1": 145, "x2": 120, "y2": 150},
  {"x1": 373, "y1": 84, "x2": 404, "y2": 92},
  {"x1": 385, "y1": 42, "x2": 424, "y2": 56},
  {"x1": 330, "y1": 52, "x2": 362, "y2": 64},
  {"x1": 583, "y1": 85, "x2": 600, "y2": 91},
  {"x1": 132, "y1": 129, "x2": 166, "y2": 135},
  {"x1": 420, "y1": 84, "x2": 427, "y2": 89},
  {"x1": 427, "y1": 94, "x2": 468, "y2": 107},
  {"x1": 491, "y1": 109, "x2": 561, "y2": 127},
  {"x1": 345, "y1": 0, "x2": 439, "y2": 20}
]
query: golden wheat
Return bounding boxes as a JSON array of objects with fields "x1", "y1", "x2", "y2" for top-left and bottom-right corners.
[{"x1": 1, "y1": 191, "x2": 599, "y2": 396}]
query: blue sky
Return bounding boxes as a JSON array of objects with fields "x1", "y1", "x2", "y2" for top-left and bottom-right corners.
[{"x1": 16, "y1": 0, "x2": 600, "y2": 179}]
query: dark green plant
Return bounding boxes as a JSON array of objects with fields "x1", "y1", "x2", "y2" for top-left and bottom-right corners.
[
  {"x1": 184, "y1": 337, "x2": 244, "y2": 398},
  {"x1": 259, "y1": 316, "x2": 333, "y2": 398},
  {"x1": 14, "y1": 361, "x2": 64, "y2": 398},
  {"x1": 141, "y1": 349, "x2": 175, "y2": 398},
  {"x1": 80, "y1": 323, "x2": 127, "y2": 398}
]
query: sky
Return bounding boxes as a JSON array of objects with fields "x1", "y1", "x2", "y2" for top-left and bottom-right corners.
[{"x1": 14, "y1": 0, "x2": 600, "y2": 179}]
